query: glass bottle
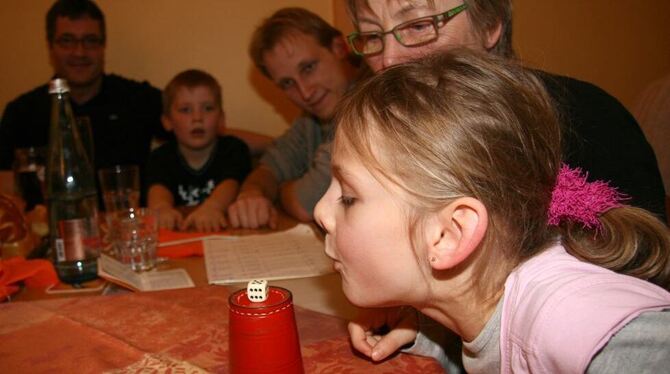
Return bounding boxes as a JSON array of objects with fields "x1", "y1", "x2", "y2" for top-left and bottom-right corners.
[{"x1": 45, "y1": 78, "x2": 101, "y2": 284}]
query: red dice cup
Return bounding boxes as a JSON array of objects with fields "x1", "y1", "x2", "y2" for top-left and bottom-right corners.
[{"x1": 228, "y1": 286, "x2": 304, "y2": 373}]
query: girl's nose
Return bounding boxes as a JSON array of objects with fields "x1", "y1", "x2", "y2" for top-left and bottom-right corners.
[{"x1": 314, "y1": 184, "x2": 335, "y2": 234}]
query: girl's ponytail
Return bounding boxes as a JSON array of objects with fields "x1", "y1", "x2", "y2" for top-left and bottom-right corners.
[
  {"x1": 550, "y1": 165, "x2": 670, "y2": 289},
  {"x1": 562, "y1": 206, "x2": 670, "y2": 290}
]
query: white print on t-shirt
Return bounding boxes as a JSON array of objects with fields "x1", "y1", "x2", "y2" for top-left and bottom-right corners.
[{"x1": 178, "y1": 179, "x2": 216, "y2": 206}]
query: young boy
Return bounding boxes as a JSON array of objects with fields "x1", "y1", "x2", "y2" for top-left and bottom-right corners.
[{"x1": 146, "y1": 69, "x2": 251, "y2": 232}]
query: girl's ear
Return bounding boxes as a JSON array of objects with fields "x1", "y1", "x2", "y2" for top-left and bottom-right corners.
[
  {"x1": 161, "y1": 114, "x2": 173, "y2": 132},
  {"x1": 426, "y1": 197, "x2": 488, "y2": 270}
]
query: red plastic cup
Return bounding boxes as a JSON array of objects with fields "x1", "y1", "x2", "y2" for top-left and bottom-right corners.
[{"x1": 228, "y1": 286, "x2": 304, "y2": 374}]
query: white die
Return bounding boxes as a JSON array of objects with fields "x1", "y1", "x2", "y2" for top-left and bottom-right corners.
[{"x1": 247, "y1": 279, "x2": 268, "y2": 302}]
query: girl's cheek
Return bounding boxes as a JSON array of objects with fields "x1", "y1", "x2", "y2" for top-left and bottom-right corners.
[{"x1": 334, "y1": 228, "x2": 358, "y2": 258}]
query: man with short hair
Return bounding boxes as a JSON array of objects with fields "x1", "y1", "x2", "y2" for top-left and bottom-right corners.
[
  {"x1": 0, "y1": 0, "x2": 168, "y2": 199},
  {"x1": 227, "y1": 7, "x2": 359, "y2": 228},
  {"x1": 0, "y1": 0, "x2": 270, "y2": 204}
]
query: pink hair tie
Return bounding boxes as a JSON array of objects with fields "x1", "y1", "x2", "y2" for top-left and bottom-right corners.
[{"x1": 548, "y1": 164, "x2": 627, "y2": 230}]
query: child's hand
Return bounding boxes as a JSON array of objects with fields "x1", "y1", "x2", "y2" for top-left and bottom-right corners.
[
  {"x1": 348, "y1": 306, "x2": 418, "y2": 362},
  {"x1": 155, "y1": 206, "x2": 184, "y2": 231},
  {"x1": 182, "y1": 203, "x2": 227, "y2": 232}
]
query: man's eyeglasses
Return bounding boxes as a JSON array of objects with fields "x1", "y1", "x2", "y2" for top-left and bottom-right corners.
[
  {"x1": 347, "y1": 3, "x2": 468, "y2": 57},
  {"x1": 53, "y1": 35, "x2": 104, "y2": 50}
]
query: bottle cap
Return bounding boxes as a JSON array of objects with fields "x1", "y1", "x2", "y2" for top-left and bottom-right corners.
[{"x1": 48, "y1": 78, "x2": 70, "y2": 94}]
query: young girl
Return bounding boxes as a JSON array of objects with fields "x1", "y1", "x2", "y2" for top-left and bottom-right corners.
[{"x1": 314, "y1": 50, "x2": 670, "y2": 372}]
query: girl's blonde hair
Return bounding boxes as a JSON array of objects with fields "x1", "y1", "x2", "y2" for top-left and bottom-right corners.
[{"x1": 334, "y1": 49, "x2": 670, "y2": 300}]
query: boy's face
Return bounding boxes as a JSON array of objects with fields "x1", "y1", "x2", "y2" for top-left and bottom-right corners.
[
  {"x1": 262, "y1": 31, "x2": 352, "y2": 122},
  {"x1": 162, "y1": 86, "x2": 223, "y2": 152}
]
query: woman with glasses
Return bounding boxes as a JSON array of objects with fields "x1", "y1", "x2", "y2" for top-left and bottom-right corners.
[{"x1": 345, "y1": 0, "x2": 665, "y2": 220}]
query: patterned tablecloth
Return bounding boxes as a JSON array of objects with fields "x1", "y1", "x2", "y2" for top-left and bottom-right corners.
[{"x1": 0, "y1": 285, "x2": 444, "y2": 373}]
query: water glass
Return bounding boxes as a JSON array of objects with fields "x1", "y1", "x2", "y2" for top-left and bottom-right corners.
[
  {"x1": 13, "y1": 147, "x2": 46, "y2": 211},
  {"x1": 109, "y1": 208, "x2": 158, "y2": 272},
  {"x1": 98, "y1": 165, "x2": 140, "y2": 212}
]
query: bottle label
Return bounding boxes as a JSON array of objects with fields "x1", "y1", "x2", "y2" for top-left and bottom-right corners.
[
  {"x1": 55, "y1": 238, "x2": 66, "y2": 262},
  {"x1": 56, "y1": 218, "x2": 90, "y2": 261}
]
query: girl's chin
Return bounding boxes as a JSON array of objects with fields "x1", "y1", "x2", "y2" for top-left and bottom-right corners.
[{"x1": 341, "y1": 281, "x2": 379, "y2": 308}]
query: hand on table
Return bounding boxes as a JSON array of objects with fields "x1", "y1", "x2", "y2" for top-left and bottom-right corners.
[
  {"x1": 227, "y1": 190, "x2": 278, "y2": 229},
  {"x1": 348, "y1": 306, "x2": 418, "y2": 362},
  {"x1": 182, "y1": 203, "x2": 227, "y2": 232},
  {"x1": 155, "y1": 206, "x2": 184, "y2": 230}
]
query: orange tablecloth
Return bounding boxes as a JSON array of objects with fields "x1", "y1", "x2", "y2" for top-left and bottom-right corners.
[
  {"x1": 0, "y1": 286, "x2": 443, "y2": 373},
  {"x1": 157, "y1": 228, "x2": 212, "y2": 258}
]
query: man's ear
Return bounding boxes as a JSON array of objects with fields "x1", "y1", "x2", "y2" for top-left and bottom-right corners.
[
  {"x1": 330, "y1": 36, "x2": 349, "y2": 59},
  {"x1": 426, "y1": 197, "x2": 488, "y2": 270},
  {"x1": 161, "y1": 114, "x2": 173, "y2": 132},
  {"x1": 484, "y1": 20, "x2": 503, "y2": 50}
]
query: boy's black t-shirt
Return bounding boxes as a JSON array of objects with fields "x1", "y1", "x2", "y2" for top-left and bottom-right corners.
[{"x1": 146, "y1": 136, "x2": 251, "y2": 207}]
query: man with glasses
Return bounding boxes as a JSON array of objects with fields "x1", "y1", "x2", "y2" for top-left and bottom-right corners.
[
  {"x1": 0, "y1": 0, "x2": 169, "y2": 200},
  {"x1": 343, "y1": 1, "x2": 668, "y2": 371},
  {"x1": 344, "y1": 0, "x2": 665, "y2": 221}
]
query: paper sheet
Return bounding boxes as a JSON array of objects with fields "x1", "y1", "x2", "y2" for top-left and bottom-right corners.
[
  {"x1": 98, "y1": 254, "x2": 195, "y2": 291},
  {"x1": 204, "y1": 224, "x2": 333, "y2": 284}
]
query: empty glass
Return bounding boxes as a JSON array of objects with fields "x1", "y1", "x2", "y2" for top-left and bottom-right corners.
[
  {"x1": 13, "y1": 147, "x2": 46, "y2": 211},
  {"x1": 108, "y1": 208, "x2": 158, "y2": 272},
  {"x1": 98, "y1": 165, "x2": 140, "y2": 213}
]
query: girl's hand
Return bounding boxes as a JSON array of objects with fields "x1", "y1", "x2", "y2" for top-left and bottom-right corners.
[
  {"x1": 348, "y1": 306, "x2": 418, "y2": 361},
  {"x1": 182, "y1": 203, "x2": 227, "y2": 232},
  {"x1": 155, "y1": 206, "x2": 183, "y2": 230}
]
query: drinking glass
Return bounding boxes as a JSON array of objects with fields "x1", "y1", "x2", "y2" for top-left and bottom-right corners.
[
  {"x1": 108, "y1": 208, "x2": 158, "y2": 272},
  {"x1": 13, "y1": 147, "x2": 46, "y2": 211},
  {"x1": 98, "y1": 165, "x2": 140, "y2": 213}
]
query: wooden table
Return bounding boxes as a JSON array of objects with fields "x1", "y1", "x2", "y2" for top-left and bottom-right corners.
[
  {"x1": 11, "y1": 216, "x2": 359, "y2": 320},
  {"x1": 0, "y1": 286, "x2": 443, "y2": 373},
  {"x1": 1, "y1": 215, "x2": 445, "y2": 372}
]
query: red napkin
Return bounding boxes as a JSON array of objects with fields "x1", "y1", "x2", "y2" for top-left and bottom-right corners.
[
  {"x1": 0, "y1": 256, "x2": 59, "y2": 299},
  {"x1": 157, "y1": 229, "x2": 224, "y2": 258}
]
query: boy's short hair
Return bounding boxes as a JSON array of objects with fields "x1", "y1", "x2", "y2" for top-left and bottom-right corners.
[
  {"x1": 163, "y1": 69, "x2": 223, "y2": 115},
  {"x1": 47, "y1": 0, "x2": 106, "y2": 44},
  {"x1": 249, "y1": 7, "x2": 343, "y2": 77}
]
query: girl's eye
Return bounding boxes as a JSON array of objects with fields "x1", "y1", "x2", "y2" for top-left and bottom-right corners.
[
  {"x1": 338, "y1": 196, "x2": 355, "y2": 207},
  {"x1": 177, "y1": 106, "x2": 191, "y2": 113}
]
